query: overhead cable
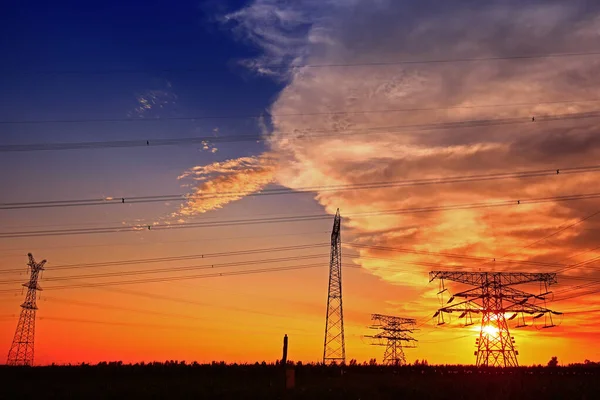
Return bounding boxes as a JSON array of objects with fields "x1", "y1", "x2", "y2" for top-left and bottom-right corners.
[{"x1": 2, "y1": 110, "x2": 600, "y2": 153}]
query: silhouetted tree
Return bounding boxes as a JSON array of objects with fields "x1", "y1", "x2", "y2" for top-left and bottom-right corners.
[{"x1": 548, "y1": 356, "x2": 559, "y2": 367}]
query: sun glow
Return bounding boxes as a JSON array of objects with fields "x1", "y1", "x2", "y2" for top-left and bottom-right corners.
[{"x1": 481, "y1": 324, "x2": 499, "y2": 338}]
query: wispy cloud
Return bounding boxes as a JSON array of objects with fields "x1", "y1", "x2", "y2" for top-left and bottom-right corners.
[
  {"x1": 221, "y1": 0, "x2": 343, "y2": 78},
  {"x1": 128, "y1": 82, "x2": 178, "y2": 118},
  {"x1": 174, "y1": 155, "x2": 276, "y2": 216}
]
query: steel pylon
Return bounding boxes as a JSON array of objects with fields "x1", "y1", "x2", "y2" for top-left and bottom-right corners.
[
  {"x1": 365, "y1": 314, "x2": 417, "y2": 365},
  {"x1": 323, "y1": 209, "x2": 345, "y2": 364},
  {"x1": 429, "y1": 271, "x2": 561, "y2": 367},
  {"x1": 6, "y1": 253, "x2": 46, "y2": 366}
]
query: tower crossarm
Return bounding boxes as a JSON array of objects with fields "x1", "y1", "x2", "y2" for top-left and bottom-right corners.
[
  {"x1": 371, "y1": 314, "x2": 417, "y2": 326},
  {"x1": 368, "y1": 326, "x2": 417, "y2": 334},
  {"x1": 365, "y1": 333, "x2": 418, "y2": 341},
  {"x1": 436, "y1": 299, "x2": 483, "y2": 315},
  {"x1": 429, "y1": 271, "x2": 557, "y2": 286},
  {"x1": 450, "y1": 287, "x2": 483, "y2": 300},
  {"x1": 499, "y1": 286, "x2": 550, "y2": 301},
  {"x1": 504, "y1": 302, "x2": 562, "y2": 315}
]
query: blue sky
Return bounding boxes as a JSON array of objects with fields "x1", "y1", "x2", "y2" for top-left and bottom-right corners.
[{"x1": 0, "y1": 0, "x2": 282, "y2": 203}]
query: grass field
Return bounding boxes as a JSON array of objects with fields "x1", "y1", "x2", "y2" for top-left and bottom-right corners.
[{"x1": 2, "y1": 363, "x2": 599, "y2": 399}]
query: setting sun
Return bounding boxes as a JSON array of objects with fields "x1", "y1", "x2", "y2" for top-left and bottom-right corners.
[{"x1": 481, "y1": 324, "x2": 500, "y2": 338}]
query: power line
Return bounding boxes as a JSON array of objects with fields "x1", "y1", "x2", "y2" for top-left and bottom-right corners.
[
  {"x1": 0, "y1": 243, "x2": 329, "y2": 273},
  {"x1": 4, "y1": 164, "x2": 599, "y2": 210},
  {"x1": 0, "y1": 247, "x2": 484, "y2": 293},
  {"x1": 36, "y1": 296, "x2": 317, "y2": 334},
  {"x1": 0, "y1": 253, "x2": 330, "y2": 285},
  {"x1": 0, "y1": 235, "x2": 592, "y2": 294},
  {"x1": 8, "y1": 50, "x2": 600, "y2": 75},
  {"x1": 419, "y1": 334, "x2": 473, "y2": 344},
  {"x1": 0, "y1": 252, "x2": 597, "y2": 305},
  {"x1": 90, "y1": 284, "x2": 314, "y2": 320},
  {"x1": 35, "y1": 316, "x2": 314, "y2": 336},
  {"x1": 552, "y1": 287, "x2": 600, "y2": 302},
  {"x1": 553, "y1": 281, "x2": 600, "y2": 297},
  {"x1": 0, "y1": 247, "x2": 552, "y2": 286},
  {"x1": 346, "y1": 254, "x2": 471, "y2": 272},
  {"x1": 554, "y1": 244, "x2": 600, "y2": 266},
  {"x1": 0, "y1": 214, "x2": 332, "y2": 238},
  {"x1": 5, "y1": 278, "x2": 313, "y2": 320},
  {"x1": 0, "y1": 262, "x2": 325, "y2": 293},
  {"x1": 0, "y1": 206, "x2": 324, "y2": 230},
  {"x1": 348, "y1": 243, "x2": 565, "y2": 268},
  {"x1": 556, "y1": 252, "x2": 600, "y2": 273},
  {"x1": 0, "y1": 229, "x2": 330, "y2": 255},
  {"x1": 559, "y1": 307, "x2": 600, "y2": 314},
  {"x1": 355, "y1": 246, "x2": 598, "y2": 287},
  {"x1": 478, "y1": 209, "x2": 600, "y2": 270},
  {"x1": 356, "y1": 248, "x2": 600, "y2": 297},
  {"x1": 2, "y1": 109, "x2": 600, "y2": 153},
  {"x1": 3, "y1": 98, "x2": 600, "y2": 125},
  {"x1": 559, "y1": 275, "x2": 600, "y2": 281},
  {"x1": 0, "y1": 255, "x2": 434, "y2": 295},
  {"x1": 35, "y1": 315, "x2": 207, "y2": 331},
  {"x1": 41, "y1": 296, "x2": 211, "y2": 322},
  {"x1": 295, "y1": 51, "x2": 600, "y2": 68},
  {"x1": 0, "y1": 251, "x2": 467, "y2": 285},
  {"x1": 3, "y1": 191, "x2": 600, "y2": 239},
  {"x1": 519, "y1": 249, "x2": 600, "y2": 298}
]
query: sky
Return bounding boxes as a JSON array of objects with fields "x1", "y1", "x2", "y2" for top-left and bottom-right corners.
[{"x1": 1, "y1": 0, "x2": 600, "y2": 366}]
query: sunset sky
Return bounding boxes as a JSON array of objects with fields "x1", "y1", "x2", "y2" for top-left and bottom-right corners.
[{"x1": 1, "y1": 0, "x2": 600, "y2": 366}]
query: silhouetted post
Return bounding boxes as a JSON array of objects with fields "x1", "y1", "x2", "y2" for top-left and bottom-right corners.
[
  {"x1": 281, "y1": 334, "x2": 295, "y2": 390},
  {"x1": 282, "y1": 334, "x2": 288, "y2": 365}
]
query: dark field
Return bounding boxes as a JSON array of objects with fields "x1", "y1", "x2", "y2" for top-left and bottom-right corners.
[{"x1": 2, "y1": 363, "x2": 599, "y2": 399}]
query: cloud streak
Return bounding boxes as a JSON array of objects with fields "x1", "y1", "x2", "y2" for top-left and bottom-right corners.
[{"x1": 174, "y1": 155, "x2": 276, "y2": 217}]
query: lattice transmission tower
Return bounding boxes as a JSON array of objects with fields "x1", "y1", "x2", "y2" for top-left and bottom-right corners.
[
  {"x1": 323, "y1": 209, "x2": 345, "y2": 364},
  {"x1": 429, "y1": 271, "x2": 561, "y2": 367},
  {"x1": 365, "y1": 314, "x2": 417, "y2": 365},
  {"x1": 6, "y1": 253, "x2": 46, "y2": 366}
]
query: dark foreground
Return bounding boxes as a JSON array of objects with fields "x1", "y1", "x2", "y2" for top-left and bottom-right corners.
[{"x1": 2, "y1": 363, "x2": 599, "y2": 399}]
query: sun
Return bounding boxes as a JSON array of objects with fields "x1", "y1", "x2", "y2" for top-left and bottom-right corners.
[{"x1": 481, "y1": 324, "x2": 499, "y2": 338}]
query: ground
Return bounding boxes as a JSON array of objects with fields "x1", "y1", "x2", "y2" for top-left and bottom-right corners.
[{"x1": 2, "y1": 364, "x2": 598, "y2": 399}]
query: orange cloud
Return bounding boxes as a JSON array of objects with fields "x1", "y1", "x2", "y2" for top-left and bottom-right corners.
[{"x1": 174, "y1": 155, "x2": 277, "y2": 217}]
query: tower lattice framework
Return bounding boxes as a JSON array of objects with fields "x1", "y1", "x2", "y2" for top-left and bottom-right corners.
[
  {"x1": 7, "y1": 253, "x2": 46, "y2": 366},
  {"x1": 430, "y1": 271, "x2": 561, "y2": 367},
  {"x1": 366, "y1": 314, "x2": 417, "y2": 365},
  {"x1": 323, "y1": 209, "x2": 346, "y2": 364}
]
